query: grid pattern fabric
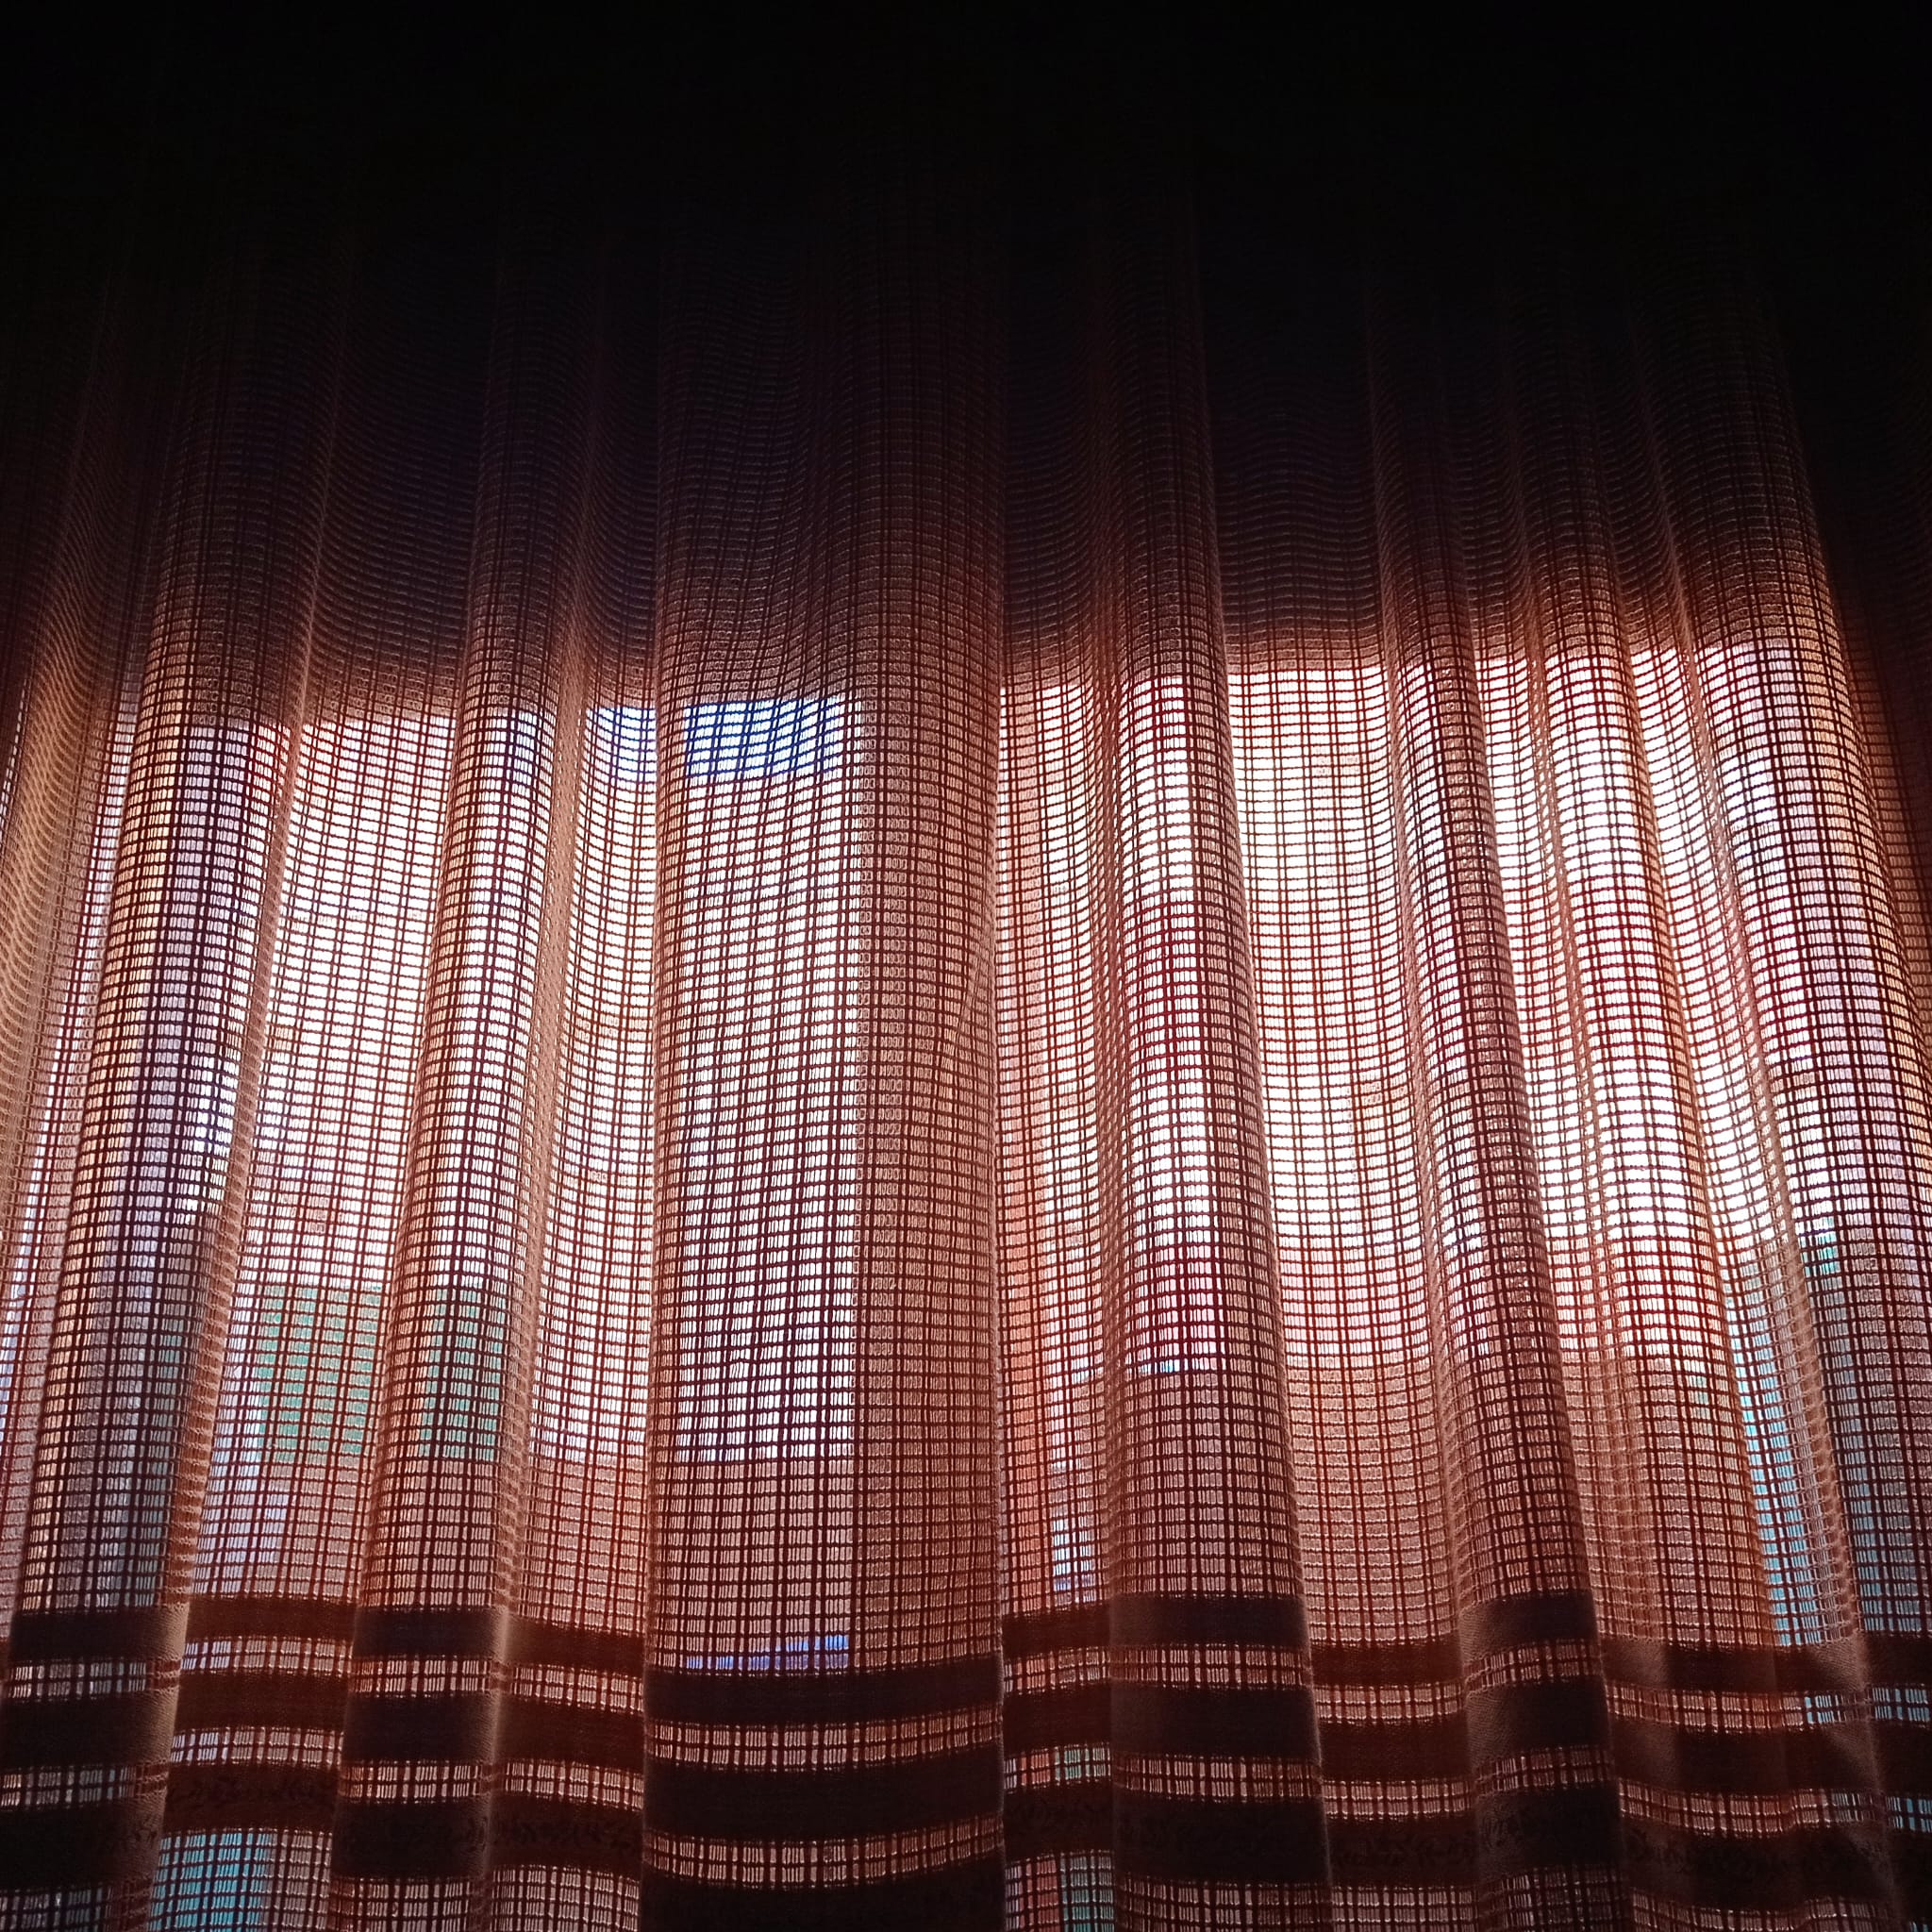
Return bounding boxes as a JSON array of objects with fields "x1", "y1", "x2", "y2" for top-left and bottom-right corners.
[{"x1": 0, "y1": 184, "x2": 1929, "y2": 1931}]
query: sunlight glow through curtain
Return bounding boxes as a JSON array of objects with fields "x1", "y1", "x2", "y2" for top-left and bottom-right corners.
[{"x1": 1, "y1": 183, "x2": 1930, "y2": 1931}]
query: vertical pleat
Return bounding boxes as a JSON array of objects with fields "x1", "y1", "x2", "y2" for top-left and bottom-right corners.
[
  {"x1": 1369, "y1": 290, "x2": 1631, "y2": 1928},
  {"x1": 325, "y1": 229, "x2": 601, "y2": 1925},
  {"x1": 152, "y1": 245, "x2": 484, "y2": 1932},
  {"x1": 1213, "y1": 278, "x2": 1471, "y2": 1929},
  {"x1": 484, "y1": 244, "x2": 658, "y2": 1932},
  {"x1": 1092, "y1": 195, "x2": 1322, "y2": 1932},
  {"x1": 1631, "y1": 272, "x2": 1932, "y2": 1924},
  {"x1": 999, "y1": 199, "x2": 1115, "y2": 1930},
  {"x1": 999, "y1": 187, "x2": 1321, "y2": 1932},
  {"x1": 641, "y1": 168, "x2": 1004, "y2": 1927},
  {"x1": 0, "y1": 249, "x2": 344, "y2": 1924},
  {"x1": 1486, "y1": 285, "x2": 1810, "y2": 1931},
  {"x1": 0, "y1": 301, "x2": 167, "y2": 1638}
]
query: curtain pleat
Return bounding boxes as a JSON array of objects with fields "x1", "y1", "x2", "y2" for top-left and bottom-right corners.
[
  {"x1": 1000, "y1": 192, "x2": 1320, "y2": 1930},
  {"x1": 1370, "y1": 291, "x2": 1629, "y2": 1926},
  {"x1": 640, "y1": 177, "x2": 1007, "y2": 1927},
  {"x1": 1, "y1": 175, "x2": 1929, "y2": 1931}
]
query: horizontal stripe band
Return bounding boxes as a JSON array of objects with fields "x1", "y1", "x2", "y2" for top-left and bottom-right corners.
[
  {"x1": 1328, "y1": 1812, "x2": 1475, "y2": 1888},
  {"x1": 1307, "y1": 1630, "x2": 1878, "y2": 1692},
  {"x1": 352, "y1": 1607, "x2": 508, "y2": 1658},
  {"x1": 1865, "y1": 1632, "x2": 1932, "y2": 1686},
  {"x1": 1115, "y1": 1792, "x2": 1329, "y2": 1882},
  {"x1": 1001, "y1": 1594, "x2": 1307, "y2": 1658},
  {"x1": 491, "y1": 1794, "x2": 642, "y2": 1874},
  {"x1": 1003, "y1": 1592, "x2": 1595, "y2": 1674},
  {"x1": 644, "y1": 1745, "x2": 1002, "y2": 1839},
  {"x1": 0, "y1": 1779, "x2": 1916, "y2": 1904},
  {"x1": 332, "y1": 1796, "x2": 492, "y2": 1879},
  {"x1": 5, "y1": 1600, "x2": 648, "y2": 1673},
  {"x1": 1615, "y1": 1715, "x2": 1879, "y2": 1795},
  {"x1": 7, "y1": 1604, "x2": 190, "y2": 1661},
  {"x1": 190, "y1": 1599, "x2": 645, "y2": 1674},
  {"x1": 1002, "y1": 1682, "x2": 1317, "y2": 1758},
  {"x1": 506, "y1": 1697, "x2": 643, "y2": 1770},
  {"x1": 342, "y1": 1691, "x2": 498, "y2": 1762},
  {"x1": 164, "y1": 1778, "x2": 644, "y2": 1867},
  {"x1": 15, "y1": 1674, "x2": 1897, "y2": 1806},
  {"x1": 646, "y1": 1654, "x2": 999, "y2": 1725},
  {"x1": 1003, "y1": 1690, "x2": 1913, "y2": 1798},
  {"x1": 1116, "y1": 1682, "x2": 1318, "y2": 1757},
  {"x1": 1607, "y1": 1633, "x2": 1868, "y2": 1695},
  {"x1": 25, "y1": 1594, "x2": 1908, "y2": 1701},
  {"x1": 1473, "y1": 1782, "x2": 1624, "y2": 1874},
  {"x1": 1322, "y1": 1712, "x2": 1465, "y2": 1781},
  {"x1": 187, "y1": 1596, "x2": 358, "y2": 1646},
  {"x1": 638, "y1": 1856, "x2": 1006, "y2": 1930},
  {"x1": 1624, "y1": 1817, "x2": 1893, "y2": 1909},
  {"x1": 0, "y1": 1689, "x2": 175, "y2": 1766},
  {"x1": 1468, "y1": 1675, "x2": 1609, "y2": 1761},
  {"x1": 1008, "y1": 1799, "x2": 1916, "y2": 1907},
  {"x1": 165, "y1": 1763, "x2": 338, "y2": 1835},
  {"x1": 1005, "y1": 1682, "x2": 1110, "y2": 1752},
  {"x1": 1891, "y1": 1824, "x2": 1932, "y2": 1920},
  {"x1": 0, "y1": 1794, "x2": 165, "y2": 1889},
  {"x1": 1002, "y1": 1602, "x2": 1108, "y2": 1658},
  {"x1": 1114, "y1": 1595, "x2": 1308, "y2": 1649},
  {"x1": 1004, "y1": 1781, "x2": 1112, "y2": 1858},
  {"x1": 177, "y1": 1670, "x2": 349, "y2": 1734},
  {"x1": 1461, "y1": 1591, "x2": 1600, "y2": 1657}
]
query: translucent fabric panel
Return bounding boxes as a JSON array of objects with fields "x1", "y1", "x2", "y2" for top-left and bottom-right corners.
[{"x1": 0, "y1": 191, "x2": 1927, "y2": 1932}]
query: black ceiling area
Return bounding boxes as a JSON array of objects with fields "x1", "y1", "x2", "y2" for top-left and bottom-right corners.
[{"x1": 5, "y1": 8, "x2": 1926, "y2": 681}]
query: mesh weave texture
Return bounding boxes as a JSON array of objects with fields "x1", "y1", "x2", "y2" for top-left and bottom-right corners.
[{"x1": 1, "y1": 177, "x2": 1930, "y2": 1930}]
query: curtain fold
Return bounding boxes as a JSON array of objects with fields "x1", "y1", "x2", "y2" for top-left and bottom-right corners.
[
  {"x1": 1000, "y1": 189, "x2": 1322, "y2": 1928},
  {"x1": 1370, "y1": 286, "x2": 1626, "y2": 1924},
  {"x1": 0, "y1": 172, "x2": 1929, "y2": 1929}
]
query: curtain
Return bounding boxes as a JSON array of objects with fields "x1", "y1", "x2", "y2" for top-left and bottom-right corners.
[{"x1": 1, "y1": 170, "x2": 1931, "y2": 1932}]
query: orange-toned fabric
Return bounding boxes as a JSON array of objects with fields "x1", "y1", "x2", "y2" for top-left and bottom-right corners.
[{"x1": 1, "y1": 185, "x2": 1929, "y2": 1930}]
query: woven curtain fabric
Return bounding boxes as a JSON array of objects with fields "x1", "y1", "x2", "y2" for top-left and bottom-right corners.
[{"x1": 1, "y1": 180, "x2": 1931, "y2": 1930}]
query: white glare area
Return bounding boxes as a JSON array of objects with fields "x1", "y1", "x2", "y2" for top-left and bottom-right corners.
[
  {"x1": 997, "y1": 674, "x2": 1106, "y2": 1606},
  {"x1": 1119, "y1": 675, "x2": 1224, "y2": 1374},
  {"x1": 672, "y1": 693, "x2": 856, "y2": 1461},
  {"x1": 1230, "y1": 661, "x2": 1404, "y2": 1254},
  {"x1": 200, "y1": 710, "x2": 452, "y2": 1597},
  {"x1": 528, "y1": 703, "x2": 659, "y2": 1466}
]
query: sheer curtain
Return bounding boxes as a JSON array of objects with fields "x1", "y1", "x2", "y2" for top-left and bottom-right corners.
[{"x1": 1, "y1": 171, "x2": 1930, "y2": 1931}]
